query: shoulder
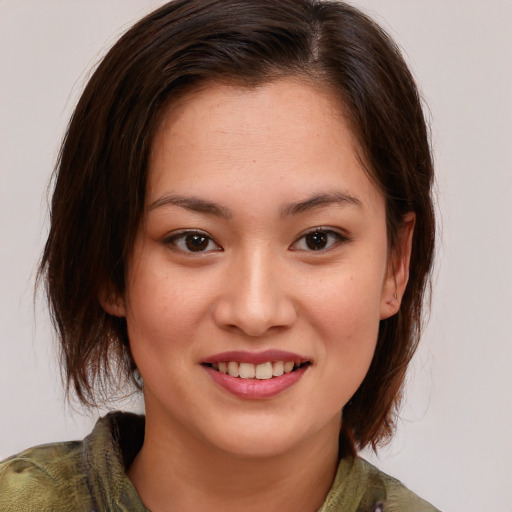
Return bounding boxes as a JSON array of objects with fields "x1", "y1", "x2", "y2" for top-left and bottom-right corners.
[
  {"x1": 0, "y1": 412, "x2": 146, "y2": 512},
  {"x1": 358, "y1": 458, "x2": 441, "y2": 512},
  {"x1": 0, "y1": 440, "x2": 93, "y2": 512},
  {"x1": 321, "y1": 456, "x2": 441, "y2": 512}
]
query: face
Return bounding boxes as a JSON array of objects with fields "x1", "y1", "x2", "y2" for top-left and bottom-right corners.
[{"x1": 109, "y1": 79, "x2": 407, "y2": 458}]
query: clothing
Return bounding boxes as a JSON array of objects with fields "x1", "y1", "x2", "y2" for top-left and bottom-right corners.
[{"x1": 0, "y1": 412, "x2": 440, "y2": 512}]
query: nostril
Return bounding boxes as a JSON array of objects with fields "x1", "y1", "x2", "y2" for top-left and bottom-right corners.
[{"x1": 212, "y1": 296, "x2": 298, "y2": 337}]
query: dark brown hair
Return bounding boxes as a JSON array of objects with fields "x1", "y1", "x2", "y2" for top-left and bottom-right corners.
[{"x1": 40, "y1": 0, "x2": 435, "y2": 453}]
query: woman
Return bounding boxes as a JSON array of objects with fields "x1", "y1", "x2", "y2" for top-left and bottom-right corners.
[{"x1": 0, "y1": 0, "x2": 438, "y2": 510}]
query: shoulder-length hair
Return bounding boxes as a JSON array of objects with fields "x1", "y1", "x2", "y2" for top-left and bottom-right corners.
[{"x1": 40, "y1": 0, "x2": 435, "y2": 453}]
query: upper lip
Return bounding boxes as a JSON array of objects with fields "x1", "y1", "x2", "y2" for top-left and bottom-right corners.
[{"x1": 202, "y1": 349, "x2": 310, "y2": 365}]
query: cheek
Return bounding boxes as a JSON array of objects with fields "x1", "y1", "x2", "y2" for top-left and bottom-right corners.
[
  {"x1": 306, "y1": 268, "x2": 384, "y2": 376},
  {"x1": 307, "y1": 266, "x2": 384, "y2": 331},
  {"x1": 123, "y1": 263, "x2": 178, "y2": 362},
  {"x1": 124, "y1": 278, "x2": 192, "y2": 391},
  {"x1": 124, "y1": 260, "x2": 218, "y2": 360}
]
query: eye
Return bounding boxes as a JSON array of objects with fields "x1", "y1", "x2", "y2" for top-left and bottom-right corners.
[
  {"x1": 290, "y1": 228, "x2": 348, "y2": 252},
  {"x1": 164, "y1": 230, "x2": 222, "y2": 253}
]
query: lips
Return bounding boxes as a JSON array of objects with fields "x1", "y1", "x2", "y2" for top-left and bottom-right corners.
[
  {"x1": 203, "y1": 349, "x2": 309, "y2": 365},
  {"x1": 202, "y1": 350, "x2": 311, "y2": 398}
]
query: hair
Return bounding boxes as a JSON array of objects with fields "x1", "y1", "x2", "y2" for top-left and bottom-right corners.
[{"x1": 40, "y1": 0, "x2": 435, "y2": 454}]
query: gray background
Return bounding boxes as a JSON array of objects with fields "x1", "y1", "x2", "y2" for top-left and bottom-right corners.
[{"x1": 1, "y1": 1, "x2": 511, "y2": 510}]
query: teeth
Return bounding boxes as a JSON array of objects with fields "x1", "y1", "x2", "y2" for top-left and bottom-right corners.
[
  {"x1": 284, "y1": 361, "x2": 294, "y2": 373},
  {"x1": 272, "y1": 361, "x2": 284, "y2": 377},
  {"x1": 227, "y1": 361, "x2": 239, "y2": 378},
  {"x1": 213, "y1": 360, "x2": 305, "y2": 379},
  {"x1": 255, "y1": 362, "x2": 273, "y2": 380},
  {"x1": 239, "y1": 362, "x2": 255, "y2": 379}
]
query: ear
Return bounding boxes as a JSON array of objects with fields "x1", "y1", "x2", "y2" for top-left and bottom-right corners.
[
  {"x1": 380, "y1": 212, "x2": 415, "y2": 320},
  {"x1": 99, "y1": 283, "x2": 126, "y2": 317}
]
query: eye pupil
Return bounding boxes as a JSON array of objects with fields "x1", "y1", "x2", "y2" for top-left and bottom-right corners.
[
  {"x1": 306, "y1": 231, "x2": 328, "y2": 250},
  {"x1": 185, "y1": 234, "x2": 209, "y2": 251}
]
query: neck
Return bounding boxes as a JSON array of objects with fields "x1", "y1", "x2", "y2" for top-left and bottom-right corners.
[{"x1": 128, "y1": 409, "x2": 340, "y2": 512}]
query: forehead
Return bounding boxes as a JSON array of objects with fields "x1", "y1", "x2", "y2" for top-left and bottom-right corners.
[
  {"x1": 151, "y1": 78, "x2": 353, "y2": 158},
  {"x1": 147, "y1": 78, "x2": 381, "y2": 214}
]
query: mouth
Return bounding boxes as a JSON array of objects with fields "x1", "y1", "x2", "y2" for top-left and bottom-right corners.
[
  {"x1": 201, "y1": 350, "x2": 311, "y2": 398},
  {"x1": 203, "y1": 360, "x2": 311, "y2": 380}
]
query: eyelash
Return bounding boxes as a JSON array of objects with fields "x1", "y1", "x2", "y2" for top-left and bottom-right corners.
[
  {"x1": 290, "y1": 227, "x2": 350, "y2": 252},
  {"x1": 163, "y1": 229, "x2": 222, "y2": 254},
  {"x1": 163, "y1": 227, "x2": 350, "y2": 254}
]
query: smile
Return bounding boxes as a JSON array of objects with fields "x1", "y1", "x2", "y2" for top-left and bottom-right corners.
[
  {"x1": 208, "y1": 361, "x2": 309, "y2": 380},
  {"x1": 201, "y1": 351, "x2": 311, "y2": 399}
]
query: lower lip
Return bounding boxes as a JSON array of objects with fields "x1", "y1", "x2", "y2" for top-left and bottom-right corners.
[{"x1": 203, "y1": 365, "x2": 309, "y2": 399}]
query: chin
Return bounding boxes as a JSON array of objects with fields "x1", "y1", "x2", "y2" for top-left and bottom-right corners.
[
  {"x1": 201, "y1": 412, "x2": 339, "y2": 460},
  {"x1": 213, "y1": 431, "x2": 303, "y2": 459}
]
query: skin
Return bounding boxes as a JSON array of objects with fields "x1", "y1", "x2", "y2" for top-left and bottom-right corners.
[{"x1": 104, "y1": 78, "x2": 414, "y2": 512}]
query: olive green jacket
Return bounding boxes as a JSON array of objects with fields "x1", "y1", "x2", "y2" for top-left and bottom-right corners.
[{"x1": 0, "y1": 412, "x2": 440, "y2": 512}]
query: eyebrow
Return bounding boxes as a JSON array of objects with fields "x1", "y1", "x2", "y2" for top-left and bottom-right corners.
[
  {"x1": 148, "y1": 190, "x2": 363, "y2": 219},
  {"x1": 148, "y1": 194, "x2": 232, "y2": 218},
  {"x1": 280, "y1": 191, "x2": 363, "y2": 217}
]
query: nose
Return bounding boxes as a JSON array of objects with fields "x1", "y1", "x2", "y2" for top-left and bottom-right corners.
[{"x1": 212, "y1": 247, "x2": 297, "y2": 337}]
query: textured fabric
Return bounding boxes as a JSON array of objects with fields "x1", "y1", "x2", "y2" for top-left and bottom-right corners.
[
  {"x1": 0, "y1": 413, "x2": 147, "y2": 512},
  {"x1": 0, "y1": 412, "x2": 440, "y2": 512}
]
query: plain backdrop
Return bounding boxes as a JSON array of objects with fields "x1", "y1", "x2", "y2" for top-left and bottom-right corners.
[{"x1": 1, "y1": 1, "x2": 511, "y2": 511}]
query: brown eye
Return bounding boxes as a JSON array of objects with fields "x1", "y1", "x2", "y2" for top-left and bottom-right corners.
[
  {"x1": 290, "y1": 228, "x2": 348, "y2": 252},
  {"x1": 165, "y1": 230, "x2": 222, "y2": 253},
  {"x1": 304, "y1": 231, "x2": 329, "y2": 250},
  {"x1": 185, "y1": 234, "x2": 209, "y2": 251}
]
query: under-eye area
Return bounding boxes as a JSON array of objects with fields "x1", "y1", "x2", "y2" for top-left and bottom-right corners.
[{"x1": 203, "y1": 361, "x2": 312, "y2": 380}]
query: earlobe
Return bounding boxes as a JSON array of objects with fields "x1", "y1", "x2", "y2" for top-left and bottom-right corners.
[
  {"x1": 380, "y1": 212, "x2": 415, "y2": 320},
  {"x1": 99, "y1": 285, "x2": 126, "y2": 317}
]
